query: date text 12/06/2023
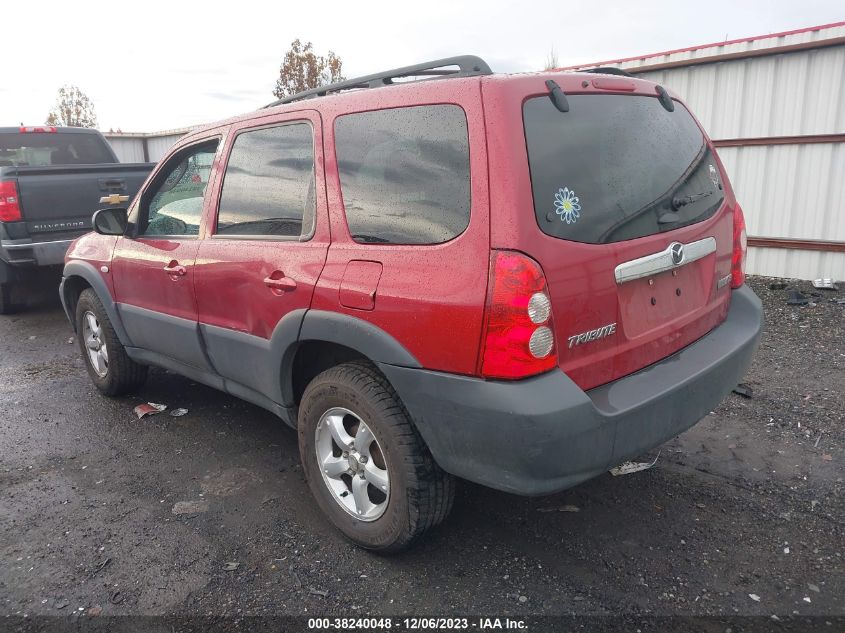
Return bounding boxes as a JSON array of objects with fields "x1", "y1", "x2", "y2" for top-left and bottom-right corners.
[{"x1": 307, "y1": 617, "x2": 528, "y2": 630}]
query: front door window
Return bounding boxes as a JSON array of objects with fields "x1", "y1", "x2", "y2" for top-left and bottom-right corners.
[{"x1": 139, "y1": 141, "x2": 218, "y2": 237}]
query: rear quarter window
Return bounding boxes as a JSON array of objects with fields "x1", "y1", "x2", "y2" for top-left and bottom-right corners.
[
  {"x1": 523, "y1": 94, "x2": 724, "y2": 244},
  {"x1": 334, "y1": 105, "x2": 470, "y2": 245}
]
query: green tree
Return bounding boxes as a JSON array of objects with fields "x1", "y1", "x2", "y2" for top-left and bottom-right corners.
[
  {"x1": 273, "y1": 39, "x2": 345, "y2": 99},
  {"x1": 46, "y1": 85, "x2": 98, "y2": 128}
]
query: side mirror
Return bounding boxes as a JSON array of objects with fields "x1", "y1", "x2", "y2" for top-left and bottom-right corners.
[{"x1": 92, "y1": 207, "x2": 128, "y2": 236}]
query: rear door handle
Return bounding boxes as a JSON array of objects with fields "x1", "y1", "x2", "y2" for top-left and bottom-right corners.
[
  {"x1": 264, "y1": 274, "x2": 297, "y2": 292},
  {"x1": 164, "y1": 261, "x2": 187, "y2": 276}
]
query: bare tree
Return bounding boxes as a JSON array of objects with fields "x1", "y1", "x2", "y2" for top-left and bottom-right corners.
[
  {"x1": 544, "y1": 47, "x2": 560, "y2": 71},
  {"x1": 273, "y1": 39, "x2": 345, "y2": 99},
  {"x1": 46, "y1": 85, "x2": 98, "y2": 128}
]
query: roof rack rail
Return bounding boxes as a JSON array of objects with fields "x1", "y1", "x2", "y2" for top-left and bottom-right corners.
[
  {"x1": 264, "y1": 55, "x2": 492, "y2": 108},
  {"x1": 580, "y1": 67, "x2": 635, "y2": 78}
]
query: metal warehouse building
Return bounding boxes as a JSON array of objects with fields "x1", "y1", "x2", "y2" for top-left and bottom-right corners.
[
  {"x1": 105, "y1": 128, "x2": 194, "y2": 164},
  {"x1": 106, "y1": 21, "x2": 844, "y2": 280}
]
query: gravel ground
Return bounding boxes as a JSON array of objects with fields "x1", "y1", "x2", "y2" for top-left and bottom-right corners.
[
  {"x1": 0, "y1": 276, "x2": 842, "y2": 630},
  {"x1": 720, "y1": 278, "x2": 845, "y2": 455}
]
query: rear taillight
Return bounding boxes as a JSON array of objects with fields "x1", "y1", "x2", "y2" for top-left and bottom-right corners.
[
  {"x1": 479, "y1": 250, "x2": 557, "y2": 379},
  {"x1": 731, "y1": 204, "x2": 748, "y2": 288},
  {"x1": 0, "y1": 181, "x2": 22, "y2": 222}
]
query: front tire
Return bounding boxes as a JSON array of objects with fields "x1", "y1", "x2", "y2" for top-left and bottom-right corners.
[
  {"x1": 298, "y1": 361, "x2": 454, "y2": 553},
  {"x1": 75, "y1": 288, "x2": 147, "y2": 396}
]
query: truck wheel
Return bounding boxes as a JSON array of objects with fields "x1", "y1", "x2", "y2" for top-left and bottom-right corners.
[
  {"x1": 298, "y1": 361, "x2": 454, "y2": 553},
  {"x1": 75, "y1": 288, "x2": 147, "y2": 396},
  {"x1": 0, "y1": 282, "x2": 22, "y2": 315}
]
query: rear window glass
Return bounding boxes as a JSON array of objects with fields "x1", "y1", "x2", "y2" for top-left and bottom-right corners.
[
  {"x1": 0, "y1": 133, "x2": 114, "y2": 166},
  {"x1": 523, "y1": 94, "x2": 724, "y2": 244},
  {"x1": 335, "y1": 105, "x2": 470, "y2": 245},
  {"x1": 217, "y1": 123, "x2": 315, "y2": 238}
]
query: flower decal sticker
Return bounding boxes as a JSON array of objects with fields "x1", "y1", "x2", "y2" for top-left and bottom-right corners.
[
  {"x1": 554, "y1": 187, "x2": 581, "y2": 224},
  {"x1": 708, "y1": 164, "x2": 720, "y2": 188}
]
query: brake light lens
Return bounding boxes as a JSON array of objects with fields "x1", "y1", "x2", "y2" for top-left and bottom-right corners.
[
  {"x1": 0, "y1": 181, "x2": 22, "y2": 222},
  {"x1": 19, "y1": 126, "x2": 57, "y2": 133},
  {"x1": 731, "y1": 204, "x2": 747, "y2": 288},
  {"x1": 480, "y1": 250, "x2": 557, "y2": 379}
]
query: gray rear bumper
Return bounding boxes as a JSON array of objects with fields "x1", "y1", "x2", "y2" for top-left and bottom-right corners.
[
  {"x1": 380, "y1": 285, "x2": 763, "y2": 496},
  {"x1": 1, "y1": 238, "x2": 74, "y2": 266}
]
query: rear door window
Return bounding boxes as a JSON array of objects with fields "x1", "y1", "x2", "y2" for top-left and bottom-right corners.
[
  {"x1": 216, "y1": 123, "x2": 315, "y2": 238},
  {"x1": 335, "y1": 105, "x2": 470, "y2": 245},
  {"x1": 523, "y1": 94, "x2": 724, "y2": 244}
]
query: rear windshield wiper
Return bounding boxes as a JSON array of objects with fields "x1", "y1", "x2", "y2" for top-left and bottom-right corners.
[
  {"x1": 545, "y1": 80, "x2": 569, "y2": 113},
  {"x1": 672, "y1": 190, "x2": 713, "y2": 209}
]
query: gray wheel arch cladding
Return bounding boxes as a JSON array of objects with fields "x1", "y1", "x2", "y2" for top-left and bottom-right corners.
[
  {"x1": 198, "y1": 309, "x2": 422, "y2": 407},
  {"x1": 297, "y1": 310, "x2": 421, "y2": 369},
  {"x1": 60, "y1": 261, "x2": 131, "y2": 346},
  {"x1": 284, "y1": 310, "x2": 421, "y2": 404}
]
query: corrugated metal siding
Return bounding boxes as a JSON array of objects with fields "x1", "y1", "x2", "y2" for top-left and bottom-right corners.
[
  {"x1": 105, "y1": 136, "x2": 146, "y2": 163},
  {"x1": 104, "y1": 131, "x2": 191, "y2": 164},
  {"x1": 719, "y1": 142, "x2": 845, "y2": 278},
  {"x1": 146, "y1": 134, "x2": 184, "y2": 161},
  {"x1": 716, "y1": 143, "x2": 844, "y2": 241},
  {"x1": 572, "y1": 23, "x2": 845, "y2": 279},
  {"x1": 747, "y1": 247, "x2": 845, "y2": 280},
  {"x1": 631, "y1": 45, "x2": 845, "y2": 138}
]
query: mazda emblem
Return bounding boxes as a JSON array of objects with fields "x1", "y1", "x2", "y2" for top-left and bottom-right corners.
[{"x1": 670, "y1": 242, "x2": 684, "y2": 265}]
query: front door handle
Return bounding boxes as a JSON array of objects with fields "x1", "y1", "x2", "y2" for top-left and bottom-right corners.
[
  {"x1": 163, "y1": 261, "x2": 187, "y2": 276},
  {"x1": 264, "y1": 274, "x2": 297, "y2": 292}
]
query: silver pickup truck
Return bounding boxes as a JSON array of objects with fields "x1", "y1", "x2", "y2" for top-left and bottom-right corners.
[{"x1": 0, "y1": 126, "x2": 153, "y2": 313}]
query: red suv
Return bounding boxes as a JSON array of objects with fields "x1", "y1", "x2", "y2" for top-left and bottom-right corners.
[{"x1": 60, "y1": 56, "x2": 763, "y2": 552}]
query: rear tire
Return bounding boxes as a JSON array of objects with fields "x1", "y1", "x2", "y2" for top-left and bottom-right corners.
[
  {"x1": 75, "y1": 288, "x2": 147, "y2": 396},
  {"x1": 298, "y1": 361, "x2": 454, "y2": 553},
  {"x1": 0, "y1": 282, "x2": 22, "y2": 315}
]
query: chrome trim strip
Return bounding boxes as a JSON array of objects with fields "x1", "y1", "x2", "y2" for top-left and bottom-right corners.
[
  {"x1": 1, "y1": 239, "x2": 75, "y2": 250},
  {"x1": 614, "y1": 237, "x2": 717, "y2": 284}
]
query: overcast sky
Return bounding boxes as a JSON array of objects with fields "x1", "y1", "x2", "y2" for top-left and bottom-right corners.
[{"x1": 1, "y1": 0, "x2": 841, "y2": 132}]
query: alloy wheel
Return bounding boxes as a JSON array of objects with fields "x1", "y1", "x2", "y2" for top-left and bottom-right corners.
[
  {"x1": 82, "y1": 311, "x2": 109, "y2": 377},
  {"x1": 315, "y1": 407, "x2": 390, "y2": 521}
]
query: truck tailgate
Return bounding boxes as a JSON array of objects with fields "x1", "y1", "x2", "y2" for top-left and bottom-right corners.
[{"x1": 14, "y1": 163, "x2": 152, "y2": 237}]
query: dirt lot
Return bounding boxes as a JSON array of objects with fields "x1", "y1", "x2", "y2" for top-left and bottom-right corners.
[{"x1": 1, "y1": 276, "x2": 842, "y2": 630}]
